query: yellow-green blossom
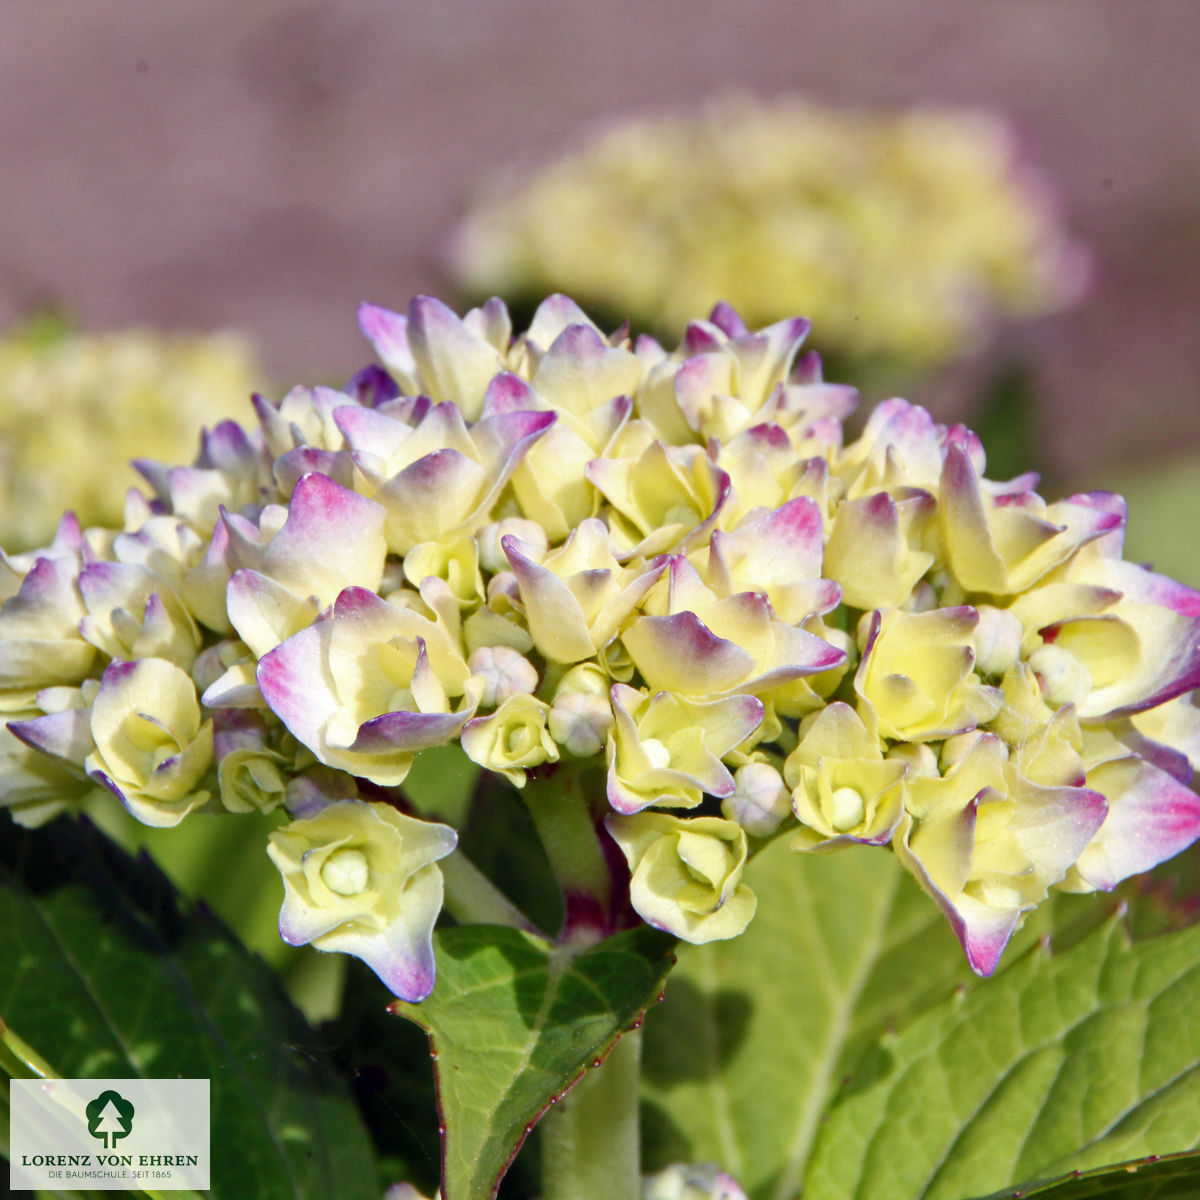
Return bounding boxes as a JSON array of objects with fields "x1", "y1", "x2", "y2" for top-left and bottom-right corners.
[
  {"x1": 451, "y1": 95, "x2": 1086, "y2": 365},
  {"x1": 6, "y1": 291, "x2": 1200, "y2": 995},
  {"x1": 606, "y1": 812, "x2": 756, "y2": 944},
  {"x1": 267, "y1": 798, "x2": 456, "y2": 1001},
  {"x1": 461, "y1": 692, "x2": 558, "y2": 785},
  {"x1": 854, "y1": 607, "x2": 1003, "y2": 741},
  {"x1": 84, "y1": 657, "x2": 213, "y2": 827},
  {"x1": 0, "y1": 320, "x2": 258, "y2": 549},
  {"x1": 785, "y1": 702, "x2": 906, "y2": 849}
]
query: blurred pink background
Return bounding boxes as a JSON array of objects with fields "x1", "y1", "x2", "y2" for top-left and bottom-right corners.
[{"x1": 1, "y1": 0, "x2": 1197, "y2": 485}]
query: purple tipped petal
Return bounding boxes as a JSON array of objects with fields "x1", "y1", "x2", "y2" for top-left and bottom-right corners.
[
  {"x1": 257, "y1": 622, "x2": 337, "y2": 751},
  {"x1": 8, "y1": 708, "x2": 94, "y2": 765},
  {"x1": 482, "y1": 371, "x2": 540, "y2": 416},
  {"x1": 1078, "y1": 759, "x2": 1200, "y2": 890},
  {"x1": 198, "y1": 421, "x2": 256, "y2": 471},
  {"x1": 273, "y1": 448, "x2": 355, "y2": 495},
  {"x1": 358, "y1": 302, "x2": 416, "y2": 380},
  {"x1": 708, "y1": 301, "x2": 748, "y2": 339},
  {"x1": 345, "y1": 363, "x2": 401, "y2": 406},
  {"x1": 683, "y1": 321, "x2": 726, "y2": 355},
  {"x1": 623, "y1": 612, "x2": 755, "y2": 696},
  {"x1": 348, "y1": 709, "x2": 471, "y2": 754}
]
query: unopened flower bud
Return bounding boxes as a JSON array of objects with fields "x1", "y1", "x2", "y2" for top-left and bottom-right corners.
[
  {"x1": 549, "y1": 690, "x2": 613, "y2": 758},
  {"x1": 722, "y1": 761, "x2": 789, "y2": 837},
  {"x1": 643, "y1": 1162, "x2": 748, "y2": 1200},
  {"x1": 973, "y1": 604, "x2": 1023, "y2": 677},
  {"x1": 468, "y1": 645, "x2": 539, "y2": 707},
  {"x1": 886, "y1": 741, "x2": 939, "y2": 778}
]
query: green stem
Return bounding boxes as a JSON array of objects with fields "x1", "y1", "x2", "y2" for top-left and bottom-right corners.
[
  {"x1": 439, "y1": 848, "x2": 536, "y2": 931},
  {"x1": 522, "y1": 768, "x2": 611, "y2": 911},
  {"x1": 540, "y1": 1027, "x2": 642, "y2": 1200}
]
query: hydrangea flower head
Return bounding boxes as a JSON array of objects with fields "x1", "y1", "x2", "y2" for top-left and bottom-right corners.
[
  {"x1": 0, "y1": 318, "x2": 259, "y2": 549},
  {"x1": 3, "y1": 291, "x2": 1198, "y2": 1001},
  {"x1": 451, "y1": 95, "x2": 1089, "y2": 365}
]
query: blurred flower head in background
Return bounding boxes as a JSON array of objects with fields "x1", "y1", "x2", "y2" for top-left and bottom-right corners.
[
  {"x1": 0, "y1": 316, "x2": 259, "y2": 549},
  {"x1": 451, "y1": 94, "x2": 1089, "y2": 368}
]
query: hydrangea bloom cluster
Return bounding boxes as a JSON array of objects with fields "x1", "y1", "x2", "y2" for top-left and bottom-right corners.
[
  {"x1": 0, "y1": 317, "x2": 259, "y2": 550},
  {"x1": 3, "y1": 293, "x2": 1199, "y2": 1005},
  {"x1": 452, "y1": 94, "x2": 1087, "y2": 365}
]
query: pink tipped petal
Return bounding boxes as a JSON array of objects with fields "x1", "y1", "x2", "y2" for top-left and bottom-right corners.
[
  {"x1": 1068, "y1": 490, "x2": 1128, "y2": 558},
  {"x1": 1076, "y1": 760, "x2": 1200, "y2": 890},
  {"x1": 358, "y1": 302, "x2": 417, "y2": 383},
  {"x1": 524, "y1": 294, "x2": 600, "y2": 350},
  {"x1": 8, "y1": 708, "x2": 94, "y2": 765},
  {"x1": 348, "y1": 710, "x2": 472, "y2": 754},
  {"x1": 729, "y1": 317, "x2": 811, "y2": 404},
  {"x1": 482, "y1": 371, "x2": 540, "y2": 416},
  {"x1": 623, "y1": 612, "x2": 755, "y2": 696},
  {"x1": 257, "y1": 621, "x2": 338, "y2": 752},
  {"x1": 955, "y1": 900, "x2": 1024, "y2": 977},
  {"x1": 683, "y1": 321, "x2": 725, "y2": 355},
  {"x1": 319, "y1": 914, "x2": 439, "y2": 1003},
  {"x1": 407, "y1": 295, "x2": 503, "y2": 419},
  {"x1": 674, "y1": 354, "x2": 735, "y2": 430},
  {"x1": 333, "y1": 404, "x2": 415, "y2": 463},
  {"x1": 273, "y1": 449, "x2": 355, "y2": 495},
  {"x1": 470, "y1": 408, "x2": 557, "y2": 479},
  {"x1": 375, "y1": 449, "x2": 487, "y2": 553},
  {"x1": 266, "y1": 472, "x2": 387, "y2": 600},
  {"x1": 708, "y1": 301, "x2": 748, "y2": 339}
]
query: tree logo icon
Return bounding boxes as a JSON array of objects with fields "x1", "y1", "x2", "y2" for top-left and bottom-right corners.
[{"x1": 85, "y1": 1089, "x2": 135, "y2": 1149}]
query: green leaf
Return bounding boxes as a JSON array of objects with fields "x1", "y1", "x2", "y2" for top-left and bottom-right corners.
[
  {"x1": 0, "y1": 813, "x2": 379, "y2": 1200},
  {"x1": 804, "y1": 915, "x2": 1200, "y2": 1200},
  {"x1": 640, "y1": 838, "x2": 978, "y2": 1199},
  {"x1": 394, "y1": 922, "x2": 676, "y2": 1200},
  {"x1": 972, "y1": 1152, "x2": 1200, "y2": 1199},
  {"x1": 638, "y1": 834, "x2": 1135, "y2": 1200}
]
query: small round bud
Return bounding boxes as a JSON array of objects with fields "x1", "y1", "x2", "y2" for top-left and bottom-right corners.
[
  {"x1": 722, "y1": 761, "x2": 789, "y2": 837},
  {"x1": 320, "y1": 847, "x2": 370, "y2": 896},
  {"x1": 486, "y1": 571, "x2": 522, "y2": 611},
  {"x1": 829, "y1": 785, "x2": 866, "y2": 832},
  {"x1": 886, "y1": 741, "x2": 939, "y2": 778},
  {"x1": 468, "y1": 645, "x2": 539, "y2": 707},
  {"x1": 974, "y1": 604, "x2": 1023, "y2": 677},
  {"x1": 548, "y1": 690, "x2": 613, "y2": 757}
]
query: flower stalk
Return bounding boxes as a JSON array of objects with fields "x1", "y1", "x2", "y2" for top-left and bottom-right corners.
[
  {"x1": 439, "y1": 847, "x2": 536, "y2": 931},
  {"x1": 540, "y1": 1027, "x2": 642, "y2": 1200},
  {"x1": 523, "y1": 767, "x2": 614, "y2": 934}
]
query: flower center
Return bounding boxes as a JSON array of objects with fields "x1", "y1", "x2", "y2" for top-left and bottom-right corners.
[
  {"x1": 830, "y1": 786, "x2": 866, "y2": 832},
  {"x1": 641, "y1": 738, "x2": 672, "y2": 770},
  {"x1": 321, "y1": 848, "x2": 371, "y2": 896}
]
